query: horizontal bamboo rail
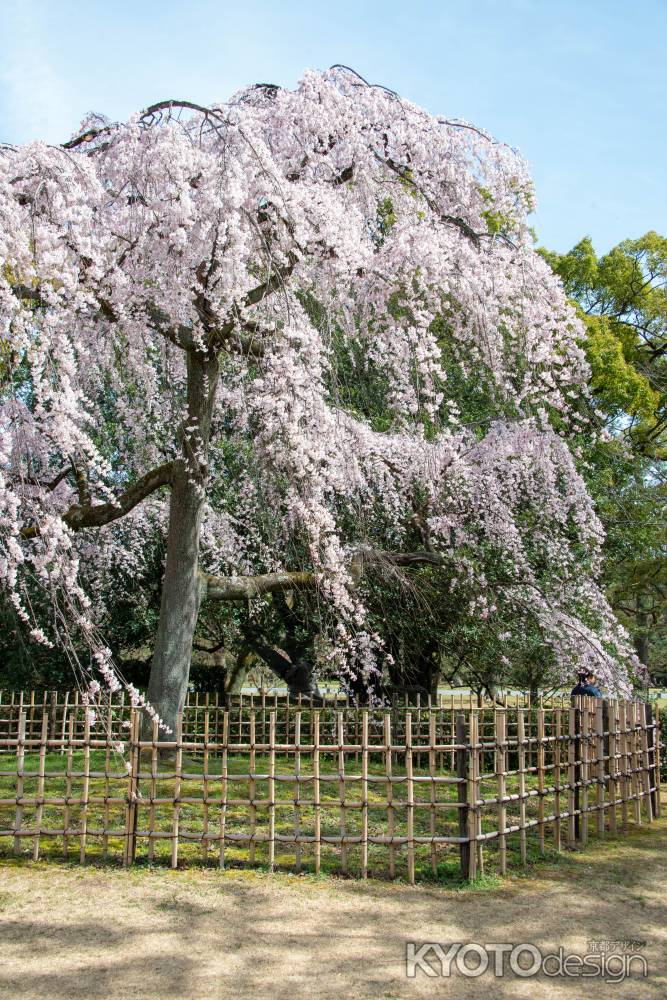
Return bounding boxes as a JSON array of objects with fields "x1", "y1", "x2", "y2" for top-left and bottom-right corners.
[
  {"x1": 0, "y1": 696, "x2": 660, "y2": 882},
  {"x1": 0, "y1": 687, "x2": 617, "y2": 758}
]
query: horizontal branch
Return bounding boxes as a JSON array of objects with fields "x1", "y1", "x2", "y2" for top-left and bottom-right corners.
[
  {"x1": 21, "y1": 461, "x2": 175, "y2": 539},
  {"x1": 204, "y1": 570, "x2": 318, "y2": 601},
  {"x1": 360, "y1": 550, "x2": 445, "y2": 569},
  {"x1": 203, "y1": 549, "x2": 446, "y2": 603}
]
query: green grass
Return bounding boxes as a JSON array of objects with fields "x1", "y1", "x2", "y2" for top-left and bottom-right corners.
[{"x1": 0, "y1": 742, "x2": 614, "y2": 887}]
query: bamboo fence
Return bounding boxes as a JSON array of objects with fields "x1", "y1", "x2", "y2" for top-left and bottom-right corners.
[
  {"x1": 0, "y1": 693, "x2": 661, "y2": 882},
  {"x1": 0, "y1": 687, "x2": 603, "y2": 747}
]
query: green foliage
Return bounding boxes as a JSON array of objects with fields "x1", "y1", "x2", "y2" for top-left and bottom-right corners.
[
  {"x1": 542, "y1": 233, "x2": 667, "y2": 685},
  {"x1": 585, "y1": 315, "x2": 657, "y2": 419},
  {"x1": 540, "y1": 232, "x2": 667, "y2": 458}
]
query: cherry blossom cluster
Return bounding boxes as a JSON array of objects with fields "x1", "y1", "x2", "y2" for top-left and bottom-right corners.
[{"x1": 0, "y1": 67, "x2": 640, "y2": 704}]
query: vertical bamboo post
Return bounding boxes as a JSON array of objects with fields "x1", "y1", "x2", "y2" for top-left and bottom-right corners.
[
  {"x1": 13, "y1": 711, "x2": 26, "y2": 856},
  {"x1": 33, "y1": 711, "x2": 48, "y2": 861},
  {"x1": 495, "y1": 709, "x2": 507, "y2": 874},
  {"x1": 639, "y1": 703, "x2": 653, "y2": 822},
  {"x1": 595, "y1": 701, "x2": 605, "y2": 838},
  {"x1": 202, "y1": 708, "x2": 210, "y2": 863},
  {"x1": 79, "y1": 710, "x2": 91, "y2": 864},
  {"x1": 193, "y1": 691, "x2": 199, "y2": 749},
  {"x1": 285, "y1": 692, "x2": 291, "y2": 750},
  {"x1": 384, "y1": 713, "x2": 396, "y2": 878},
  {"x1": 537, "y1": 704, "x2": 545, "y2": 855},
  {"x1": 60, "y1": 690, "x2": 69, "y2": 756},
  {"x1": 580, "y1": 701, "x2": 589, "y2": 847},
  {"x1": 48, "y1": 690, "x2": 58, "y2": 744},
  {"x1": 123, "y1": 710, "x2": 140, "y2": 868},
  {"x1": 573, "y1": 697, "x2": 581, "y2": 840},
  {"x1": 294, "y1": 711, "x2": 302, "y2": 873},
  {"x1": 237, "y1": 693, "x2": 244, "y2": 749},
  {"x1": 435, "y1": 701, "x2": 443, "y2": 772},
  {"x1": 655, "y1": 705, "x2": 662, "y2": 819},
  {"x1": 606, "y1": 700, "x2": 618, "y2": 836},
  {"x1": 353, "y1": 702, "x2": 360, "y2": 766},
  {"x1": 629, "y1": 702, "x2": 642, "y2": 827},
  {"x1": 170, "y1": 713, "x2": 183, "y2": 869},
  {"x1": 517, "y1": 708, "x2": 527, "y2": 864},
  {"x1": 337, "y1": 712, "x2": 348, "y2": 875},
  {"x1": 72, "y1": 690, "x2": 79, "y2": 741},
  {"x1": 63, "y1": 713, "x2": 74, "y2": 858},
  {"x1": 455, "y1": 713, "x2": 470, "y2": 878},
  {"x1": 361, "y1": 711, "x2": 369, "y2": 878},
  {"x1": 130, "y1": 709, "x2": 141, "y2": 863},
  {"x1": 15, "y1": 689, "x2": 22, "y2": 746},
  {"x1": 467, "y1": 712, "x2": 479, "y2": 880},
  {"x1": 428, "y1": 713, "x2": 437, "y2": 876},
  {"x1": 618, "y1": 701, "x2": 629, "y2": 832},
  {"x1": 268, "y1": 711, "x2": 276, "y2": 871},
  {"x1": 248, "y1": 713, "x2": 257, "y2": 865},
  {"x1": 313, "y1": 712, "x2": 321, "y2": 876},
  {"x1": 645, "y1": 702, "x2": 660, "y2": 818},
  {"x1": 148, "y1": 718, "x2": 158, "y2": 863},
  {"x1": 405, "y1": 711, "x2": 415, "y2": 885},
  {"x1": 218, "y1": 711, "x2": 229, "y2": 869},
  {"x1": 553, "y1": 706, "x2": 562, "y2": 851},
  {"x1": 567, "y1": 708, "x2": 577, "y2": 847},
  {"x1": 102, "y1": 699, "x2": 113, "y2": 861},
  {"x1": 28, "y1": 689, "x2": 35, "y2": 743}
]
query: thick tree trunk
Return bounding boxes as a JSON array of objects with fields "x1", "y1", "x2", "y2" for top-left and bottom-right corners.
[
  {"x1": 144, "y1": 468, "x2": 204, "y2": 734},
  {"x1": 145, "y1": 350, "x2": 219, "y2": 737},
  {"x1": 634, "y1": 598, "x2": 649, "y2": 668},
  {"x1": 245, "y1": 636, "x2": 322, "y2": 698},
  {"x1": 224, "y1": 646, "x2": 254, "y2": 697}
]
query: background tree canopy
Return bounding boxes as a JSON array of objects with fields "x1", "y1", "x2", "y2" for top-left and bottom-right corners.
[{"x1": 542, "y1": 233, "x2": 666, "y2": 686}]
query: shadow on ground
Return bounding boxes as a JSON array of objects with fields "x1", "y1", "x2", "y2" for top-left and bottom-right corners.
[{"x1": 1, "y1": 813, "x2": 666, "y2": 1000}]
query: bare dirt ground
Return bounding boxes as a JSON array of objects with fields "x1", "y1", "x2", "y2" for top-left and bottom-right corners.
[{"x1": 1, "y1": 813, "x2": 665, "y2": 1000}]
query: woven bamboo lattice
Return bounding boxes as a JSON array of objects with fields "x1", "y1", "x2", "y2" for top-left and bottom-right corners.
[{"x1": 0, "y1": 693, "x2": 661, "y2": 881}]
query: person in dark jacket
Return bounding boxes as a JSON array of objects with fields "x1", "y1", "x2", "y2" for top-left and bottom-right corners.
[{"x1": 571, "y1": 670, "x2": 602, "y2": 697}]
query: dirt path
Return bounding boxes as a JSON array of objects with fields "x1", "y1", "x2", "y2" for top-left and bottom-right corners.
[{"x1": 1, "y1": 815, "x2": 665, "y2": 1000}]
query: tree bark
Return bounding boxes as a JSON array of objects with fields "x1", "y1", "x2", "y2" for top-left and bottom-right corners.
[
  {"x1": 225, "y1": 645, "x2": 254, "y2": 697},
  {"x1": 145, "y1": 350, "x2": 219, "y2": 736},
  {"x1": 244, "y1": 636, "x2": 322, "y2": 697},
  {"x1": 634, "y1": 595, "x2": 650, "y2": 667}
]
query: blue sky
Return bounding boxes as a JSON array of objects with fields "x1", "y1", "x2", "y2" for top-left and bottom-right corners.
[{"x1": 1, "y1": 0, "x2": 664, "y2": 253}]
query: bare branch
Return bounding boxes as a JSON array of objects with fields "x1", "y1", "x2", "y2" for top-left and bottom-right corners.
[{"x1": 18, "y1": 466, "x2": 71, "y2": 492}]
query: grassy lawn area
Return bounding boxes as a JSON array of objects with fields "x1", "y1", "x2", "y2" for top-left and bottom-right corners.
[{"x1": 0, "y1": 742, "x2": 647, "y2": 884}]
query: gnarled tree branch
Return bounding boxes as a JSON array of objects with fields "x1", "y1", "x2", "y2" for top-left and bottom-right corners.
[
  {"x1": 203, "y1": 548, "x2": 447, "y2": 602},
  {"x1": 21, "y1": 461, "x2": 175, "y2": 538}
]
